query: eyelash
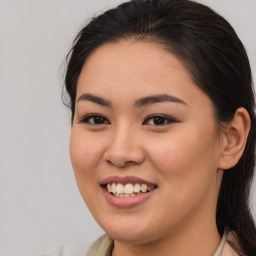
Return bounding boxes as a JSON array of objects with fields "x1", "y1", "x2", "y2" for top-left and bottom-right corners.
[
  {"x1": 78, "y1": 114, "x2": 177, "y2": 126},
  {"x1": 143, "y1": 114, "x2": 177, "y2": 126},
  {"x1": 78, "y1": 114, "x2": 110, "y2": 125}
]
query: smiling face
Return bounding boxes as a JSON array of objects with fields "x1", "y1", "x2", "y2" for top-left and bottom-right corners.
[{"x1": 70, "y1": 40, "x2": 224, "y2": 247}]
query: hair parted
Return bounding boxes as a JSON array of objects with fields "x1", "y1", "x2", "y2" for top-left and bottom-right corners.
[{"x1": 64, "y1": 0, "x2": 256, "y2": 254}]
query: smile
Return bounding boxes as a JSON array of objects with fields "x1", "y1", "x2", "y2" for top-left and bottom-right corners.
[
  {"x1": 106, "y1": 183, "x2": 157, "y2": 197},
  {"x1": 100, "y1": 176, "x2": 158, "y2": 207}
]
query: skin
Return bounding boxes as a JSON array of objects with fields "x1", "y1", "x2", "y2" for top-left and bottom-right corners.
[{"x1": 70, "y1": 40, "x2": 249, "y2": 256}]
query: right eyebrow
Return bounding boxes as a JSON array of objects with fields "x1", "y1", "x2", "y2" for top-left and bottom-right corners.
[
  {"x1": 76, "y1": 93, "x2": 111, "y2": 107},
  {"x1": 135, "y1": 94, "x2": 188, "y2": 107}
]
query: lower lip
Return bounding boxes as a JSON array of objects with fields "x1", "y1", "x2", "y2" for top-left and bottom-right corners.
[{"x1": 102, "y1": 187, "x2": 156, "y2": 208}]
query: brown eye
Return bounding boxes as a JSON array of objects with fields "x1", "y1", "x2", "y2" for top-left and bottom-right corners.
[
  {"x1": 143, "y1": 114, "x2": 177, "y2": 126},
  {"x1": 151, "y1": 116, "x2": 166, "y2": 125},
  {"x1": 79, "y1": 114, "x2": 110, "y2": 125}
]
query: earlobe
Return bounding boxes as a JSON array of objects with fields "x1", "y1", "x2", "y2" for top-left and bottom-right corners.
[{"x1": 218, "y1": 107, "x2": 251, "y2": 170}]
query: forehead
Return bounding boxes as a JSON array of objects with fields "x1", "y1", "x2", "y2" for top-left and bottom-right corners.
[
  {"x1": 78, "y1": 40, "x2": 191, "y2": 88},
  {"x1": 83, "y1": 40, "x2": 191, "y2": 75},
  {"x1": 76, "y1": 40, "x2": 212, "y2": 110}
]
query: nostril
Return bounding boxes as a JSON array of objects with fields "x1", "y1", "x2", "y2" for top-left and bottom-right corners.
[
  {"x1": 105, "y1": 159, "x2": 124, "y2": 167},
  {"x1": 105, "y1": 159, "x2": 138, "y2": 168},
  {"x1": 103, "y1": 141, "x2": 145, "y2": 167},
  {"x1": 106, "y1": 160, "x2": 112, "y2": 165},
  {"x1": 125, "y1": 161, "x2": 139, "y2": 167}
]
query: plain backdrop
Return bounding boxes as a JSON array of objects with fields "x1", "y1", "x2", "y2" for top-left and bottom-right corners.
[{"x1": 0, "y1": 0, "x2": 255, "y2": 255}]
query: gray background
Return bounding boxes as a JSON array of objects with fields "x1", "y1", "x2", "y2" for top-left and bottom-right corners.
[{"x1": 0, "y1": 0, "x2": 255, "y2": 255}]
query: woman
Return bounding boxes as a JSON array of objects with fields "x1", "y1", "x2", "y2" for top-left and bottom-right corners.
[{"x1": 44, "y1": 0, "x2": 256, "y2": 255}]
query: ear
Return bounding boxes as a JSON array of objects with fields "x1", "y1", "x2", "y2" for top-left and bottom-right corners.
[{"x1": 218, "y1": 107, "x2": 251, "y2": 170}]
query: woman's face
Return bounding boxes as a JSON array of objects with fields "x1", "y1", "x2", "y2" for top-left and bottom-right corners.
[{"x1": 70, "y1": 40, "x2": 224, "y2": 244}]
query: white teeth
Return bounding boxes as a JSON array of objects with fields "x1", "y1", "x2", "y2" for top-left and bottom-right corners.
[
  {"x1": 112, "y1": 183, "x2": 117, "y2": 193},
  {"x1": 141, "y1": 184, "x2": 148, "y2": 193},
  {"x1": 134, "y1": 183, "x2": 141, "y2": 193},
  {"x1": 124, "y1": 183, "x2": 133, "y2": 194},
  {"x1": 116, "y1": 183, "x2": 125, "y2": 193},
  {"x1": 107, "y1": 184, "x2": 112, "y2": 193},
  {"x1": 106, "y1": 182, "x2": 156, "y2": 197}
]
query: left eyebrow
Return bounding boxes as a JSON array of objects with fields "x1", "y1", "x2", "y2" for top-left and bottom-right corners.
[
  {"x1": 135, "y1": 94, "x2": 188, "y2": 107},
  {"x1": 76, "y1": 93, "x2": 111, "y2": 107}
]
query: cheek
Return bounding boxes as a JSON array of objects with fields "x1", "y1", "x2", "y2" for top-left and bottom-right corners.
[
  {"x1": 147, "y1": 127, "x2": 219, "y2": 189},
  {"x1": 146, "y1": 131, "x2": 220, "y2": 223},
  {"x1": 69, "y1": 129, "x2": 106, "y2": 194},
  {"x1": 147, "y1": 135, "x2": 200, "y2": 174},
  {"x1": 69, "y1": 129, "x2": 105, "y2": 210}
]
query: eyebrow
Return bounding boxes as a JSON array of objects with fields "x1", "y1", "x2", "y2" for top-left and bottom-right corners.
[
  {"x1": 135, "y1": 94, "x2": 187, "y2": 107},
  {"x1": 77, "y1": 93, "x2": 111, "y2": 107},
  {"x1": 76, "y1": 93, "x2": 187, "y2": 108}
]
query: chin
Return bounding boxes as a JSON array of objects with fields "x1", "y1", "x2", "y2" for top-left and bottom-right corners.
[
  {"x1": 107, "y1": 228, "x2": 153, "y2": 244},
  {"x1": 98, "y1": 216, "x2": 158, "y2": 244}
]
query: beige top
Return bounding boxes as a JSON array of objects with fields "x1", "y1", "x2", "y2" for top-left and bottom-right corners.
[
  {"x1": 86, "y1": 231, "x2": 241, "y2": 256},
  {"x1": 41, "y1": 231, "x2": 243, "y2": 256}
]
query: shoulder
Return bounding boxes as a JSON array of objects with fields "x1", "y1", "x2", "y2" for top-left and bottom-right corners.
[
  {"x1": 39, "y1": 234, "x2": 112, "y2": 256},
  {"x1": 222, "y1": 231, "x2": 245, "y2": 256},
  {"x1": 86, "y1": 234, "x2": 113, "y2": 256}
]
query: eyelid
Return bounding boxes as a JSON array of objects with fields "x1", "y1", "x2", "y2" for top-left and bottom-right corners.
[
  {"x1": 77, "y1": 113, "x2": 177, "y2": 126},
  {"x1": 78, "y1": 114, "x2": 110, "y2": 124},
  {"x1": 142, "y1": 114, "x2": 177, "y2": 125}
]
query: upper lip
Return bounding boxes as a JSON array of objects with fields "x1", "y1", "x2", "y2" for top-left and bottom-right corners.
[{"x1": 100, "y1": 176, "x2": 156, "y2": 186}]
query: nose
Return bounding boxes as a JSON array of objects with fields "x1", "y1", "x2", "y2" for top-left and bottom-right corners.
[{"x1": 103, "y1": 124, "x2": 145, "y2": 168}]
